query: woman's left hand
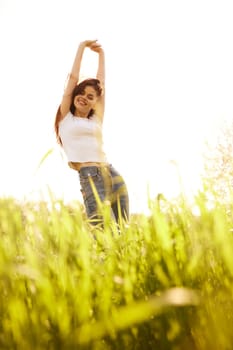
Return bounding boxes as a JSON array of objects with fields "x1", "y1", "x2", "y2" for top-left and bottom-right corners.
[{"x1": 89, "y1": 42, "x2": 103, "y2": 53}]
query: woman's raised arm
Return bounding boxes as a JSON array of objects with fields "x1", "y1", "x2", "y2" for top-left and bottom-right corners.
[
  {"x1": 59, "y1": 40, "x2": 98, "y2": 119},
  {"x1": 89, "y1": 42, "x2": 105, "y2": 122}
]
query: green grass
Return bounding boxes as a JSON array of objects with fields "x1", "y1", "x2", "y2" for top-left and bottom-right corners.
[{"x1": 0, "y1": 191, "x2": 233, "y2": 349}]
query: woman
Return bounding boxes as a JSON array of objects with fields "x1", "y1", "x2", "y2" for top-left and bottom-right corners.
[{"x1": 55, "y1": 40, "x2": 129, "y2": 225}]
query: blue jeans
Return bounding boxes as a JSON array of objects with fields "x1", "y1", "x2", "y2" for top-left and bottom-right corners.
[{"x1": 79, "y1": 164, "x2": 129, "y2": 225}]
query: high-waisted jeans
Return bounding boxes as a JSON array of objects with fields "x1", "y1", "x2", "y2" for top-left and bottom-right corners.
[{"x1": 79, "y1": 164, "x2": 129, "y2": 225}]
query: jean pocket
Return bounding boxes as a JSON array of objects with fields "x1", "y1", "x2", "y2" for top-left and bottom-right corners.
[{"x1": 79, "y1": 167, "x2": 101, "y2": 186}]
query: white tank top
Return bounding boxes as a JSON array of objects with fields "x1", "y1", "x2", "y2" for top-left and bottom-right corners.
[{"x1": 58, "y1": 112, "x2": 108, "y2": 163}]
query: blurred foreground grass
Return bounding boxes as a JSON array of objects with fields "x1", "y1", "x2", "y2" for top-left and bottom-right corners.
[{"x1": 0, "y1": 191, "x2": 233, "y2": 350}]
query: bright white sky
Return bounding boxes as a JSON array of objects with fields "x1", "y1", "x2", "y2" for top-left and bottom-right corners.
[{"x1": 1, "y1": 0, "x2": 233, "y2": 213}]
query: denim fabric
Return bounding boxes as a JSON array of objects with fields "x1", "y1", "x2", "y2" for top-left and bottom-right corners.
[{"x1": 79, "y1": 164, "x2": 129, "y2": 225}]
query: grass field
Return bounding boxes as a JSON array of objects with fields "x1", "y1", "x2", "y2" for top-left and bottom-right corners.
[{"x1": 0, "y1": 190, "x2": 233, "y2": 349}]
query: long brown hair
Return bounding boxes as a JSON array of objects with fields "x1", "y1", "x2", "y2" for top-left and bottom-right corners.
[
  {"x1": 54, "y1": 78, "x2": 102, "y2": 146},
  {"x1": 54, "y1": 106, "x2": 62, "y2": 145}
]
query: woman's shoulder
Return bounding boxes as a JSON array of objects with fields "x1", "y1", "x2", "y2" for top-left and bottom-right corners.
[
  {"x1": 91, "y1": 114, "x2": 103, "y2": 125},
  {"x1": 59, "y1": 111, "x2": 73, "y2": 124}
]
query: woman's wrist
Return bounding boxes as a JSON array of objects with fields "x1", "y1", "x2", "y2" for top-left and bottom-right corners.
[{"x1": 79, "y1": 41, "x2": 87, "y2": 47}]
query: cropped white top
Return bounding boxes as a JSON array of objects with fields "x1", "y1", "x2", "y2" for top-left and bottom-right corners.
[{"x1": 58, "y1": 112, "x2": 107, "y2": 163}]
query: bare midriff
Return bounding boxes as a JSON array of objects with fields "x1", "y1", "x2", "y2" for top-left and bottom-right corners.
[{"x1": 68, "y1": 162, "x2": 108, "y2": 171}]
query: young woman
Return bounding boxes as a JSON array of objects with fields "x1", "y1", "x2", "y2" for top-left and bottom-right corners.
[{"x1": 55, "y1": 40, "x2": 129, "y2": 225}]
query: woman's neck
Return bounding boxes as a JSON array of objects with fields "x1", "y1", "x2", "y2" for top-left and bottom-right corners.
[
  {"x1": 74, "y1": 113, "x2": 88, "y2": 118},
  {"x1": 74, "y1": 111, "x2": 88, "y2": 118}
]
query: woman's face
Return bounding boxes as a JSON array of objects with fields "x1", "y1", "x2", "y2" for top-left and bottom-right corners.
[{"x1": 73, "y1": 86, "x2": 98, "y2": 115}]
